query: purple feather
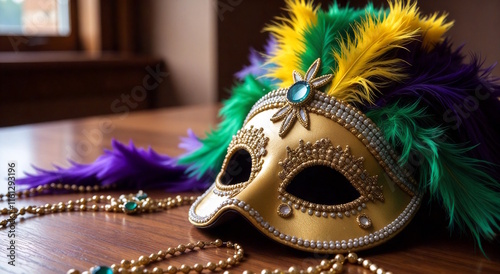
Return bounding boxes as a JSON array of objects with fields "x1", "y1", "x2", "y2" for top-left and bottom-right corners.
[
  {"x1": 372, "y1": 39, "x2": 500, "y2": 178},
  {"x1": 17, "y1": 139, "x2": 212, "y2": 194},
  {"x1": 235, "y1": 35, "x2": 277, "y2": 80},
  {"x1": 178, "y1": 129, "x2": 203, "y2": 156}
]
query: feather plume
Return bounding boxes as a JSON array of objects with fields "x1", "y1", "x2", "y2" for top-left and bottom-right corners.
[
  {"x1": 178, "y1": 129, "x2": 203, "y2": 156},
  {"x1": 178, "y1": 75, "x2": 272, "y2": 178},
  {"x1": 415, "y1": 11, "x2": 453, "y2": 50},
  {"x1": 235, "y1": 36, "x2": 278, "y2": 81},
  {"x1": 367, "y1": 102, "x2": 500, "y2": 250},
  {"x1": 326, "y1": 5, "x2": 417, "y2": 103},
  {"x1": 326, "y1": 1, "x2": 453, "y2": 104},
  {"x1": 264, "y1": 0, "x2": 319, "y2": 87},
  {"x1": 299, "y1": 2, "x2": 380, "y2": 77},
  {"x1": 374, "y1": 39, "x2": 500, "y2": 178},
  {"x1": 383, "y1": 1, "x2": 453, "y2": 51},
  {"x1": 17, "y1": 140, "x2": 211, "y2": 194}
]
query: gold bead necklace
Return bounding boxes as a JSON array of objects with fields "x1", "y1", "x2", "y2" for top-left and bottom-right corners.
[{"x1": 1, "y1": 185, "x2": 391, "y2": 274}]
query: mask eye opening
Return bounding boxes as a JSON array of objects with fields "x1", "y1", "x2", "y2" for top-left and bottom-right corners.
[
  {"x1": 214, "y1": 126, "x2": 268, "y2": 196},
  {"x1": 219, "y1": 148, "x2": 252, "y2": 186},
  {"x1": 284, "y1": 165, "x2": 360, "y2": 205}
]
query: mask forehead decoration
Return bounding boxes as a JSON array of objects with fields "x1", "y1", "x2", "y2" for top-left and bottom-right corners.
[{"x1": 188, "y1": 0, "x2": 500, "y2": 254}]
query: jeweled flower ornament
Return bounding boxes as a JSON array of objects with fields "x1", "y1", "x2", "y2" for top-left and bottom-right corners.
[
  {"x1": 18, "y1": 0, "x2": 500, "y2": 255},
  {"x1": 271, "y1": 59, "x2": 333, "y2": 136}
]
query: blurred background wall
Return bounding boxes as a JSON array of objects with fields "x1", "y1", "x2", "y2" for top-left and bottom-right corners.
[
  {"x1": 0, "y1": 0, "x2": 499, "y2": 126},
  {"x1": 139, "y1": 0, "x2": 217, "y2": 106}
]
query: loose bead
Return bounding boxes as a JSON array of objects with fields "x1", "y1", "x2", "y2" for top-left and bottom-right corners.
[
  {"x1": 130, "y1": 266, "x2": 143, "y2": 274},
  {"x1": 180, "y1": 264, "x2": 191, "y2": 273},
  {"x1": 214, "y1": 239, "x2": 223, "y2": 247},
  {"x1": 320, "y1": 259, "x2": 331, "y2": 269},
  {"x1": 120, "y1": 260, "x2": 130, "y2": 268},
  {"x1": 166, "y1": 265, "x2": 177, "y2": 274},
  {"x1": 227, "y1": 257, "x2": 236, "y2": 265},
  {"x1": 206, "y1": 262, "x2": 217, "y2": 271},
  {"x1": 332, "y1": 263, "x2": 342, "y2": 272},
  {"x1": 176, "y1": 244, "x2": 186, "y2": 252},
  {"x1": 148, "y1": 253, "x2": 158, "y2": 262},
  {"x1": 157, "y1": 250, "x2": 167, "y2": 259},
  {"x1": 152, "y1": 267, "x2": 163, "y2": 274},
  {"x1": 306, "y1": 266, "x2": 317, "y2": 274},
  {"x1": 288, "y1": 266, "x2": 299, "y2": 274},
  {"x1": 193, "y1": 263, "x2": 204, "y2": 272},
  {"x1": 196, "y1": 241, "x2": 205, "y2": 249},
  {"x1": 218, "y1": 260, "x2": 228, "y2": 269},
  {"x1": 138, "y1": 255, "x2": 148, "y2": 265},
  {"x1": 347, "y1": 253, "x2": 358, "y2": 263}
]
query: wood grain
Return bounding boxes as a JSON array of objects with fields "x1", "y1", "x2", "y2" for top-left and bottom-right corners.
[{"x1": 0, "y1": 105, "x2": 498, "y2": 274}]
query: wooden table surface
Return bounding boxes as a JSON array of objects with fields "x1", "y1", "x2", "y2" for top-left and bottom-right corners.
[{"x1": 0, "y1": 105, "x2": 498, "y2": 274}]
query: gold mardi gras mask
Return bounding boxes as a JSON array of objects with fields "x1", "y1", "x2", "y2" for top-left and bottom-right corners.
[
  {"x1": 187, "y1": 0, "x2": 500, "y2": 255},
  {"x1": 189, "y1": 59, "x2": 420, "y2": 253}
]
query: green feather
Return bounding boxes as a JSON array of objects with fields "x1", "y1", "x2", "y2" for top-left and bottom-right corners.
[
  {"x1": 299, "y1": 2, "x2": 382, "y2": 76},
  {"x1": 178, "y1": 75, "x2": 272, "y2": 178},
  {"x1": 367, "y1": 102, "x2": 500, "y2": 251}
]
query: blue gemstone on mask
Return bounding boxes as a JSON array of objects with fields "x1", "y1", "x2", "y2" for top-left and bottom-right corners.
[{"x1": 287, "y1": 81, "x2": 311, "y2": 104}]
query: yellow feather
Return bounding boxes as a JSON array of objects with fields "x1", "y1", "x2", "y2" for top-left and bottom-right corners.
[
  {"x1": 389, "y1": 1, "x2": 453, "y2": 51},
  {"x1": 417, "y1": 12, "x2": 454, "y2": 51},
  {"x1": 264, "y1": 0, "x2": 318, "y2": 87},
  {"x1": 327, "y1": 3, "x2": 418, "y2": 104},
  {"x1": 326, "y1": 0, "x2": 452, "y2": 104}
]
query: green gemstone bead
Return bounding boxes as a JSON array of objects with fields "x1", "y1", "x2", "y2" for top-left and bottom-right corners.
[
  {"x1": 92, "y1": 266, "x2": 113, "y2": 274},
  {"x1": 136, "y1": 192, "x2": 148, "y2": 200},
  {"x1": 124, "y1": 201, "x2": 138, "y2": 212}
]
